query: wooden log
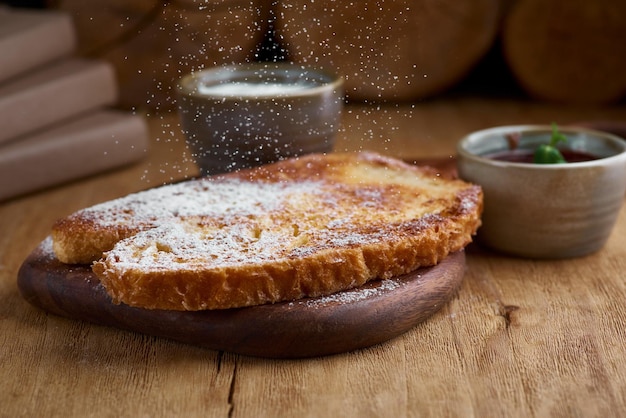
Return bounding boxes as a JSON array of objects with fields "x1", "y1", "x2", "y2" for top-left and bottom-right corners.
[
  {"x1": 502, "y1": 0, "x2": 626, "y2": 104},
  {"x1": 53, "y1": 0, "x2": 271, "y2": 111},
  {"x1": 275, "y1": 0, "x2": 502, "y2": 102}
]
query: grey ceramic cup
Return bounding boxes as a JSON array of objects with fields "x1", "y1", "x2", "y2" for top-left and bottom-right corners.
[
  {"x1": 177, "y1": 63, "x2": 344, "y2": 176},
  {"x1": 457, "y1": 125, "x2": 626, "y2": 258}
]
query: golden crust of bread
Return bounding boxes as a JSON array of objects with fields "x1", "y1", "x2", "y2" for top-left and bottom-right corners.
[{"x1": 52, "y1": 152, "x2": 483, "y2": 311}]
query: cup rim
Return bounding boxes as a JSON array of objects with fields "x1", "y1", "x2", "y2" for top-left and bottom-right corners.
[
  {"x1": 457, "y1": 124, "x2": 626, "y2": 169},
  {"x1": 177, "y1": 62, "x2": 344, "y2": 100}
]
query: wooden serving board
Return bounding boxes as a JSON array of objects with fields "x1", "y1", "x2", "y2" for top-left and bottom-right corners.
[{"x1": 17, "y1": 237, "x2": 465, "y2": 359}]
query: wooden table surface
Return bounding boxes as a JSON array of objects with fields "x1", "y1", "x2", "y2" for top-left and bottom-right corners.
[{"x1": 2, "y1": 96, "x2": 626, "y2": 417}]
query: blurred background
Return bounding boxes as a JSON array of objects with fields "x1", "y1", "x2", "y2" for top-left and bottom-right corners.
[
  {"x1": 3, "y1": 0, "x2": 625, "y2": 112},
  {"x1": 2, "y1": 0, "x2": 625, "y2": 200}
]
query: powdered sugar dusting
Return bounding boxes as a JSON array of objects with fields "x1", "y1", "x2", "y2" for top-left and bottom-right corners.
[
  {"x1": 64, "y1": 153, "x2": 482, "y2": 287},
  {"x1": 78, "y1": 178, "x2": 322, "y2": 226},
  {"x1": 39, "y1": 236, "x2": 55, "y2": 261},
  {"x1": 88, "y1": 174, "x2": 460, "y2": 271},
  {"x1": 293, "y1": 277, "x2": 408, "y2": 308}
]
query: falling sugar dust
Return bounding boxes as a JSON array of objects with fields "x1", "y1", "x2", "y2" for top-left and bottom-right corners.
[{"x1": 73, "y1": 0, "x2": 497, "y2": 182}]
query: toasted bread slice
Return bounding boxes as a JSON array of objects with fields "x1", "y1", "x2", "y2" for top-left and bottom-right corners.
[{"x1": 52, "y1": 152, "x2": 482, "y2": 311}]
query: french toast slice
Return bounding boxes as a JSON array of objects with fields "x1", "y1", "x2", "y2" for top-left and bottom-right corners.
[{"x1": 52, "y1": 152, "x2": 482, "y2": 311}]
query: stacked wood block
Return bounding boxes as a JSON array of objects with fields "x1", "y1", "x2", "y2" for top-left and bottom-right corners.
[
  {"x1": 53, "y1": 0, "x2": 271, "y2": 111},
  {"x1": 0, "y1": 6, "x2": 149, "y2": 201}
]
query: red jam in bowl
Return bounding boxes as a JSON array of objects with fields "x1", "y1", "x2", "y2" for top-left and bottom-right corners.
[{"x1": 484, "y1": 149, "x2": 600, "y2": 163}]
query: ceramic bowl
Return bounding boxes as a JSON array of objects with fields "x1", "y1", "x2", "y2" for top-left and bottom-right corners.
[
  {"x1": 457, "y1": 125, "x2": 626, "y2": 258},
  {"x1": 177, "y1": 62, "x2": 344, "y2": 175}
]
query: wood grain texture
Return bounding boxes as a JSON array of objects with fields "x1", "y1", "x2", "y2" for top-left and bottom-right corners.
[
  {"x1": 275, "y1": 0, "x2": 501, "y2": 102},
  {"x1": 2, "y1": 100, "x2": 626, "y2": 417}
]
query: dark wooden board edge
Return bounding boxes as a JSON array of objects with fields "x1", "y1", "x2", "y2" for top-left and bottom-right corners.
[{"x1": 17, "y1": 238, "x2": 465, "y2": 359}]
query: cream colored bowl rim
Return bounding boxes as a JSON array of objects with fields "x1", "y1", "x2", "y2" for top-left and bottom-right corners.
[
  {"x1": 178, "y1": 62, "x2": 344, "y2": 100},
  {"x1": 457, "y1": 124, "x2": 626, "y2": 169}
]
